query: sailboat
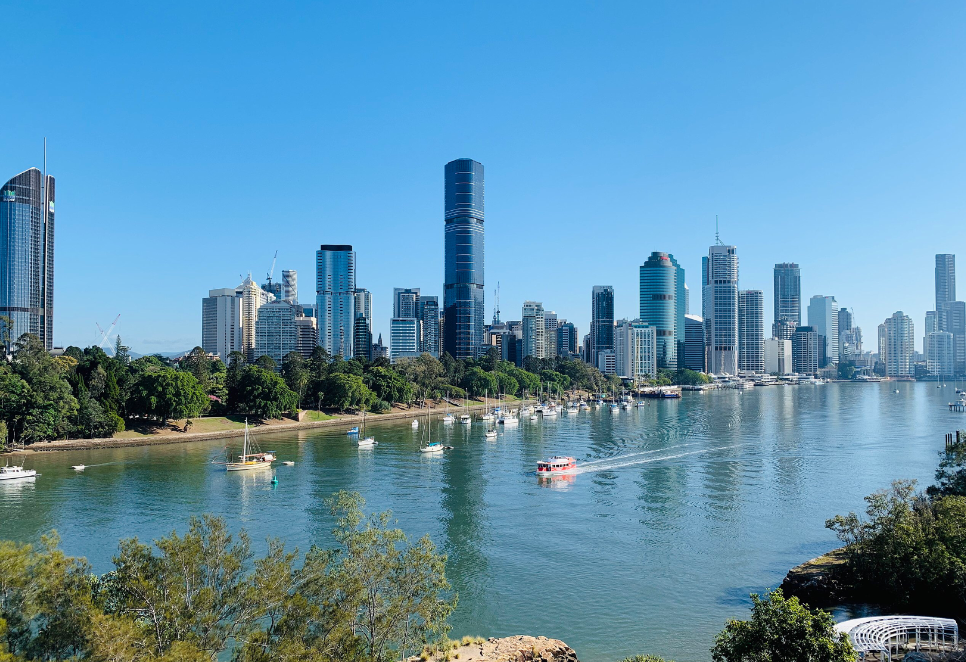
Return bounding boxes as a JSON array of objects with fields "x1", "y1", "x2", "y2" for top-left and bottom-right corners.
[
  {"x1": 442, "y1": 392, "x2": 455, "y2": 424},
  {"x1": 481, "y1": 391, "x2": 495, "y2": 421},
  {"x1": 460, "y1": 396, "x2": 472, "y2": 424},
  {"x1": 420, "y1": 404, "x2": 445, "y2": 453},
  {"x1": 357, "y1": 408, "x2": 377, "y2": 447},
  {"x1": 224, "y1": 420, "x2": 276, "y2": 471}
]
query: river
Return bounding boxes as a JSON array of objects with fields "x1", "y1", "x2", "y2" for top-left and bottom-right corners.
[{"x1": 0, "y1": 382, "x2": 955, "y2": 661}]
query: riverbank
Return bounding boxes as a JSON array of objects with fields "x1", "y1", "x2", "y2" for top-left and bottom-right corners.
[
  {"x1": 5, "y1": 398, "x2": 514, "y2": 454},
  {"x1": 780, "y1": 547, "x2": 852, "y2": 606}
]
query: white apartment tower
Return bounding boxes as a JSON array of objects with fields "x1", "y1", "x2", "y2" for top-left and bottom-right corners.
[
  {"x1": 237, "y1": 275, "x2": 275, "y2": 361},
  {"x1": 522, "y1": 300, "x2": 547, "y2": 359},
  {"x1": 202, "y1": 288, "x2": 243, "y2": 360}
]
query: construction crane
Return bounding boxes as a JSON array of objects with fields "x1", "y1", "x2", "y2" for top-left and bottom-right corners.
[
  {"x1": 96, "y1": 314, "x2": 121, "y2": 356},
  {"x1": 266, "y1": 250, "x2": 278, "y2": 286}
]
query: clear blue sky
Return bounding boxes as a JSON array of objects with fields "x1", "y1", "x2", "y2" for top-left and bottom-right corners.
[{"x1": 4, "y1": 2, "x2": 965, "y2": 354}]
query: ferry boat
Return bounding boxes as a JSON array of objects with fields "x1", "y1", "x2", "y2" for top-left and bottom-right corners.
[
  {"x1": 536, "y1": 456, "x2": 577, "y2": 476},
  {"x1": 0, "y1": 464, "x2": 37, "y2": 481}
]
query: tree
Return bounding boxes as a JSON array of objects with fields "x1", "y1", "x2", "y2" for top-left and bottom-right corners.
[
  {"x1": 506, "y1": 366, "x2": 539, "y2": 396},
  {"x1": 711, "y1": 590, "x2": 855, "y2": 662},
  {"x1": 230, "y1": 366, "x2": 298, "y2": 419},
  {"x1": 179, "y1": 347, "x2": 211, "y2": 391},
  {"x1": 128, "y1": 368, "x2": 209, "y2": 423},
  {"x1": 495, "y1": 372, "x2": 519, "y2": 397},
  {"x1": 9, "y1": 335, "x2": 78, "y2": 444},
  {"x1": 837, "y1": 361, "x2": 856, "y2": 380},
  {"x1": 327, "y1": 491, "x2": 455, "y2": 662},
  {"x1": 323, "y1": 374, "x2": 375, "y2": 413},
  {"x1": 928, "y1": 438, "x2": 966, "y2": 498},
  {"x1": 255, "y1": 355, "x2": 278, "y2": 371},
  {"x1": 364, "y1": 367, "x2": 413, "y2": 405},
  {"x1": 463, "y1": 367, "x2": 498, "y2": 398},
  {"x1": 280, "y1": 352, "x2": 310, "y2": 407}
]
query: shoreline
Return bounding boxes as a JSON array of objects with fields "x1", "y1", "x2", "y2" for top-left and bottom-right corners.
[{"x1": 5, "y1": 400, "x2": 505, "y2": 455}]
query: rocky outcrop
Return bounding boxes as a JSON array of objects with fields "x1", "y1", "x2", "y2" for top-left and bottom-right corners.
[
  {"x1": 779, "y1": 547, "x2": 851, "y2": 606},
  {"x1": 414, "y1": 636, "x2": 579, "y2": 662}
]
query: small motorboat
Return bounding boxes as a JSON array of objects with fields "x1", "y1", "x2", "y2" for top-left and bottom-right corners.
[
  {"x1": 411, "y1": 419, "x2": 419, "y2": 429},
  {"x1": 282, "y1": 461, "x2": 295, "y2": 466},
  {"x1": 536, "y1": 456, "x2": 577, "y2": 476},
  {"x1": 347, "y1": 426, "x2": 359, "y2": 435},
  {"x1": 357, "y1": 437, "x2": 378, "y2": 448},
  {"x1": 442, "y1": 414, "x2": 455, "y2": 425},
  {"x1": 485, "y1": 429, "x2": 498, "y2": 439},
  {"x1": 71, "y1": 464, "x2": 86, "y2": 471},
  {"x1": 0, "y1": 464, "x2": 37, "y2": 481},
  {"x1": 460, "y1": 414, "x2": 471, "y2": 425}
]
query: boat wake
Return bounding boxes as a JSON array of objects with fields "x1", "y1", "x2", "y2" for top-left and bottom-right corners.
[{"x1": 570, "y1": 443, "x2": 747, "y2": 475}]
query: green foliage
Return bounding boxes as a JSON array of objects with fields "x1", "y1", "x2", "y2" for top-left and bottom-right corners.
[
  {"x1": 230, "y1": 366, "x2": 298, "y2": 419},
  {"x1": 495, "y1": 372, "x2": 519, "y2": 397},
  {"x1": 280, "y1": 352, "x2": 310, "y2": 407},
  {"x1": 837, "y1": 361, "x2": 856, "y2": 380},
  {"x1": 671, "y1": 369, "x2": 709, "y2": 386},
  {"x1": 927, "y1": 438, "x2": 966, "y2": 498},
  {"x1": 463, "y1": 367, "x2": 499, "y2": 398},
  {"x1": 827, "y1": 479, "x2": 966, "y2": 617},
  {"x1": 370, "y1": 399, "x2": 392, "y2": 414},
  {"x1": 711, "y1": 590, "x2": 855, "y2": 662},
  {"x1": 128, "y1": 368, "x2": 210, "y2": 423},
  {"x1": 323, "y1": 373, "x2": 375, "y2": 412},
  {"x1": 506, "y1": 366, "x2": 539, "y2": 396},
  {"x1": 365, "y1": 367, "x2": 413, "y2": 405},
  {"x1": 255, "y1": 354, "x2": 278, "y2": 371}
]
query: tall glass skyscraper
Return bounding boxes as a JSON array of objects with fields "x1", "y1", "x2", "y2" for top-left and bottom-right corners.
[
  {"x1": 738, "y1": 290, "x2": 765, "y2": 372},
  {"x1": 639, "y1": 251, "x2": 686, "y2": 370},
  {"x1": 0, "y1": 168, "x2": 55, "y2": 349},
  {"x1": 773, "y1": 263, "x2": 800, "y2": 339},
  {"x1": 590, "y1": 285, "x2": 615, "y2": 368},
  {"x1": 316, "y1": 245, "x2": 356, "y2": 357},
  {"x1": 443, "y1": 158, "x2": 485, "y2": 359},
  {"x1": 702, "y1": 245, "x2": 739, "y2": 375}
]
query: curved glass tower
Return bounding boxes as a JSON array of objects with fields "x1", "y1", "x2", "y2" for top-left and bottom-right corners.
[
  {"x1": 443, "y1": 158, "x2": 484, "y2": 359},
  {"x1": 0, "y1": 168, "x2": 54, "y2": 349},
  {"x1": 639, "y1": 252, "x2": 685, "y2": 370}
]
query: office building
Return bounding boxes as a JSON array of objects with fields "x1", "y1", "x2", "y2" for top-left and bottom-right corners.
[
  {"x1": 393, "y1": 288, "x2": 420, "y2": 319},
  {"x1": 738, "y1": 290, "x2": 764, "y2": 373},
  {"x1": 924, "y1": 310, "x2": 937, "y2": 358},
  {"x1": 353, "y1": 288, "x2": 372, "y2": 323},
  {"x1": 615, "y1": 319, "x2": 657, "y2": 383},
  {"x1": 684, "y1": 314, "x2": 706, "y2": 372},
  {"x1": 282, "y1": 269, "x2": 297, "y2": 303},
  {"x1": 936, "y1": 254, "x2": 956, "y2": 329},
  {"x1": 772, "y1": 263, "x2": 801, "y2": 339},
  {"x1": 557, "y1": 321, "x2": 578, "y2": 358},
  {"x1": 202, "y1": 288, "x2": 243, "y2": 360},
  {"x1": 590, "y1": 285, "x2": 615, "y2": 366},
  {"x1": 883, "y1": 311, "x2": 915, "y2": 377},
  {"x1": 372, "y1": 333, "x2": 389, "y2": 360},
  {"x1": 927, "y1": 331, "x2": 954, "y2": 377},
  {"x1": 764, "y1": 338, "x2": 792, "y2": 375},
  {"x1": 838, "y1": 307, "x2": 854, "y2": 362},
  {"x1": 419, "y1": 296, "x2": 441, "y2": 357},
  {"x1": 443, "y1": 158, "x2": 485, "y2": 359},
  {"x1": 352, "y1": 314, "x2": 372, "y2": 361},
  {"x1": 684, "y1": 283, "x2": 689, "y2": 315},
  {"x1": 639, "y1": 251, "x2": 686, "y2": 370},
  {"x1": 254, "y1": 300, "x2": 299, "y2": 367},
  {"x1": 0, "y1": 167, "x2": 55, "y2": 349},
  {"x1": 597, "y1": 349, "x2": 616, "y2": 376},
  {"x1": 792, "y1": 326, "x2": 820, "y2": 375},
  {"x1": 237, "y1": 275, "x2": 275, "y2": 361},
  {"x1": 522, "y1": 301, "x2": 546, "y2": 360},
  {"x1": 807, "y1": 295, "x2": 839, "y2": 366},
  {"x1": 390, "y1": 318, "x2": 420, "y2": 362},
  {"x1": 947, "y1": 301, "x2": 966, "y2": 375},
  {"x1": 544, "y1": 311, "x2": 558, "y2": 357},
  {"x1": 295, "y1": 315, "x2": 318, "y2": 359},
  {"x1": 702, "y1": 244, "x2": 739, "y2": 375},
  {"x1": 316, "y1": 245, "x2": 356, "y2": 357}
]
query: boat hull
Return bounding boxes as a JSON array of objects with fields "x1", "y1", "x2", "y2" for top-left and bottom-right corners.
[{"x1": 225, "y1": 462, "x2": 273, "y2": 472}]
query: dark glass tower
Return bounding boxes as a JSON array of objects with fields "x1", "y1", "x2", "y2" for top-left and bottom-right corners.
[
  {"x1": 773, "y1": 262, "x2": 800, "y2": 339},
  {"x1": 0, "y1": 168, "x2": 54, "y2": 350},
  {"x1": 443, "y1": 158, "x2": 485, "y2": 359}
]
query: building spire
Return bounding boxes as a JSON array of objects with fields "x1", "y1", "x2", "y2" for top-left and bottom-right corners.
[{"x1": 715, "y1": 214, "x2": 723, "y2": 245}]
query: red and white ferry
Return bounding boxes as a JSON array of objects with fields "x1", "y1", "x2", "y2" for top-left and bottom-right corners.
[{"x1": 536, "y1": 456, "x2": 577, "y2": 475}]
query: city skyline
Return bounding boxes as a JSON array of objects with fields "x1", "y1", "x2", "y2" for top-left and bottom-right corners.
[{"x1": 4, "y1": 4, "x2": 966, "y2": 353}]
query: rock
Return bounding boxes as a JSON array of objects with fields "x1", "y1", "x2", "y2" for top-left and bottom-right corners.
[
  {"x1": 780, "y1": 547, "x2": 851, "y2": 606},
  {"x1": 410, "y1": 635, "x2": 580, "y2": 662}
]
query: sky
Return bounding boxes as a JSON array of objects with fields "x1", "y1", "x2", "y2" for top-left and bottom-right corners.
[{"x1": 3, "y1": 1, "x2": 965, "y2": 354}]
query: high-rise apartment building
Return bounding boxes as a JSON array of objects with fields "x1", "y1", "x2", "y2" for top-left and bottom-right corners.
[
  {"x1": 936, "y1": 254, "x2": 956, "y2": 329},
  {"x1": 883, "y1": 311, "x2": 914, "y2": 377},
  {"x1": 807, "y1": 295, "x2": 839, "y2": 366},
  {"x1": 738, "y1": 290, "x2": 764, "y2": 373},
  {"x1": 316, "y1": 245, "x2": 356, "y2": 357},
  {"x1": 544, "y1": 311, "x2": 558, "y2": 357},
  {"x1": 295, "y1": 315, "x2": 318, "y2": 359},
  {"x1": 522, "y1": 301, "x2": 546, "y2": 360},
  {"x1": 353, "y1": 315, "x2": 372, "y2": 361},
  {"x1": 943, "y1": 301, "x2": 966, "y2": 376},
  {"x1": 443, "y1": 158, "x2": 485, "y2": 359},
  {"x1": 393, "y1": 288, "x2": 420, "y2": 319},
  {"x1": 390, "y1": 318, "x2": 420, "y2": 362},
  {"x1": 237, "y1": 275, "x2": 275, "y2": 361},
  {"x1": 615, "y1": 319, "x2": 657, "y2": 383},
  {"x1": 838, "y1": 307, "x2": 854, "y2": 362},
  {"x1": 0, "y1": 167, "x2": 55, "y2": 349},
  {"x1": 927, "y1": 331, "x2": 954, "y2": 377},
  {"x1": 202, "y1": 288, "x2": 243, "y2": 360},
  {"x1": 282, "y1": 270, "x2": 297, "y2": 303},
  {"x1": 639, "y1": 251, "x2": 686, "y2": 370},
  {"x1": 702, "y1": 245, "x2": 739, "y2": 375},
  {"x1": 254, "y1": 300, "x2": 299, "y2": 368},
  {"x1": 590, "y1": 286, "x2": 615, "y2": 367},
  {"x1": 792, "y1": 326, "x2": 819, "y2": 375},
  {"x1": 419, "y1": 296, "x2": 441, "y2": 357},
  {"x1": 684, "y1": 314, "x2": 705, "y2": 372},
  {"x1": 353, "y1": 288, "x2": 372, "y2": 323},
  {"x1": 773, "y1": 263, "x2": 801, "y2": 339},
  {"x1": 557, "y1": 321, "x2": 578, "y2": 358}
]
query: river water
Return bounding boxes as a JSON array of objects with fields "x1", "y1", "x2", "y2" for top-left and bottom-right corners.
[{"x1": 0, "y1": 382, "x2": 956, "y2": 661}]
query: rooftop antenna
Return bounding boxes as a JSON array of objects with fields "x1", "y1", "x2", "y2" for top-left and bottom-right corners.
[{"x1": 715, "y1": 214, "x2": 723, "y2": 245}]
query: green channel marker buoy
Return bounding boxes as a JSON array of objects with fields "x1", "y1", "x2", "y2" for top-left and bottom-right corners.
[{"x1": 272, "y1": 474, "x2": 278, "y2": 486}]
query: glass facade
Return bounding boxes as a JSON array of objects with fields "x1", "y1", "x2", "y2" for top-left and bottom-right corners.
[
  {"x1": 773, "y1": 263, "x2": 800, "y2": 337},
  {"x1": 443, "y1": 159, "x2": 485, "y2": 360},
  {"x1": 703, "y1": 246, "x2": 739, "y2": 375},
  {"x1": 590, "y1": 285, "x2": 615, "y2": 366},
  {"x1": 738, "y1": 290, "x2": 764, "y2": 372},
  {"x1": 316, "y1": 245, "x2": 355, "y2": 357},
  {"x1": 639, "y1": 252, "x2": 685, "y2": 370},
  {"x1": 0, "y1": 168, "x2": 54, "y2": 349}
]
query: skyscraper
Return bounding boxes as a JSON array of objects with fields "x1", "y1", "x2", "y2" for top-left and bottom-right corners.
[
  {"x1": 615, "y1": 319, "x2": 657, "y2": 383},
  {"x1": 316, "y1": 245, "x2": 356, "y2": 357},
  {"x1": 522, "y1": 301, "x2": 546, "y2": 360},
  {"x1": 773, "y1": 263, "x2": 801, "y2": 339},
  {"x1": 353, "y1": 288, "x2": 372, "y2": 323},
  {"x1": 254, "y1": 300, "x2": 299, "y2": 367},
  {"x1": 443, "y1": 158, "x2": 485, "y2": 359},
  {"x1": 738, "y1": 290, "x2": 764, "y2": 373},
  {"x1": 702, "y1": 245, "x2": 738, "y2": 375},
  {"x1": 684, "y1": 314, "x2": 705, "y2": 372},
  {"x1": 557, "y1": 321, "x2": 578, "y2": 358},
  {"x1": 0, "y1": 167, "x2": 55, "y2": 349},
  {"x1": 282, "y1": 270, "x2": 297, "y2": 303},
  {"x1": 590, "y1": 286, "x2": 615, "y2": 367},
  {"x1": 639, "y1": 251, "x2": 686, "y2": 370},
  {"x1": 792, "y1": 326, "x2": 820, "y2": 375},
  {"x1": 936, "y1": 254, "x2": 956, "y2": 328},
  {"x1": 807, "y1": 295, "x2": 839, "y2": 366},
  {"x1": 390, "y1": 318, "x2": 420, "y2": 362},
  {"x1": 202, "y1": 288, "x2": 243, "y2": 360},
  {"x1": 883, "y1": 311, "x2": 914, "y2": 377},
  {"x1": 237, "y1": 275, "x2": 275, "y2": 361},
  {"x1": 544, "y1": 311, "x2": 558, "y2": 357},
  {"x1": 418, "y1": 296, "x2": 441, "y2": 357},
  {"x1": 393, "y1": 288, "x2": 420, "y2": 319}
]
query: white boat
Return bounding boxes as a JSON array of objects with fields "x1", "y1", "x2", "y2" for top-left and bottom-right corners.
[
  {"x1": 357, "y1": 409, "x2": 377, "y2": 447},
  {"x1": 224, "y1": 421, "x2": 276, "y2": 471},
  {"x1": 282, "y1": 461, "x2": 295, "y2": 466},
  {"x1": 346, "y1": 426, "x2": 359, "y2": 435},
  {"x1": 485, "y1": 429, "x2": 498, "y2": 439},
  {"x1": 72, "y1": 464, "x2": 86, "y2": 471},
  {"x1": 411, "y1": 419, "x2": 419, "y2": 429},
  {"x1": 420, "y1": 406, "x2": 445, "y2": 452},
  {"x1": 442, "y1": 414, "x2": 455, "y2": 424},
  {"x1": 499, "y1": 415, "x2": 519, "y2": 427},
  {"x1": 460, "y1": 414, "x2": 472, "y2": 425},
  {"x1": 0, "y1": 464, "x2": 37, "y2": 481},
  {"x1": 567, "y1": 405, "x2": 579, "y2": 414}
]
